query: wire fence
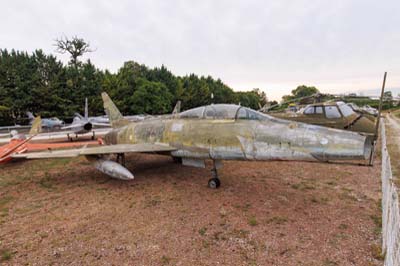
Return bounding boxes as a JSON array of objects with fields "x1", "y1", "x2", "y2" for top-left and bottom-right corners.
[{"x1": 382, "y1": 118, "x2": 400, "y2": 266}]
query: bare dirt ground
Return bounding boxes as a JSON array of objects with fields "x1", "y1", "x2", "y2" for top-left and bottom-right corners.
[{"x1": 0, "y1": 152, "x2": 382, "y2": 265}]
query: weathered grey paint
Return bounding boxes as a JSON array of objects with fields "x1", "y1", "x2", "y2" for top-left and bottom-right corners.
[{"x1": 103, "y1": 113, "x2": 372, "y2": 163}]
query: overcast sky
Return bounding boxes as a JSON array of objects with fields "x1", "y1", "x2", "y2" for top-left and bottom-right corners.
[{"x1": 1, "y1": 0, "x2": 399, "y2": 100}]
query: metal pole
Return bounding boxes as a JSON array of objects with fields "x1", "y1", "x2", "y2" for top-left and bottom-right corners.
[
  {"x1": 368, "y1": 72, "x2": 387, "y2": 166},
  {"x1": 374, "y1": 72, "x2": 387, "y2": 139}
]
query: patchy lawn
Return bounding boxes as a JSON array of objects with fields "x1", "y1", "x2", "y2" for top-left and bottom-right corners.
[{"x1": 0, "y1": 153, "x2": 381, "y2": 265}]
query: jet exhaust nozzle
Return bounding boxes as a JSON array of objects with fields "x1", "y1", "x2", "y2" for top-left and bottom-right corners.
[
  {"x1": 84, "y1": 122, "x2": 92, "y2": 131},
  {"x1": 94, "y1": 159, "x2": 134, "y2": 180},
  {"x1": 305, "y1": 129, "x2": 374, "y2": 161}
]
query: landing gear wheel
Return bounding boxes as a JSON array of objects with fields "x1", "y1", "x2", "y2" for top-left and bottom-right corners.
[
  {"x1": 116, "y1": 153, "x2": 126, "y2": 166},
  {"x1": 91, "y1": 131, "x2": 95, "y2": 140},
  {"x1": 172, "y1": 156, "x2": 182, "y2": 164},
  {"x1": 208, "y1": 177, "x2": 220, "y2": 189}
]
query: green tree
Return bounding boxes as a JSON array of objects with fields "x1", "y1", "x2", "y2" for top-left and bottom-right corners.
[
  {"x1": 282, "y1": 85, "x2": 319, "y2": 102},
  {"x1": 384, "y1": 91, "x2": 393, "y2": 101},
  {"x1": 0, "y1": 46, "x2": 272, "y2": 125},
  {"x1": 148, "y1": 65, "x2": 183, "y2": 103},
  {"x1": 129, "y1": 78, "x2": 173, "y2": 114},
  {"x1": 54, "y1": 36, "x2": 93, "y2": 68},
  {"x1": 236, "y1": 89, "x2": 267, "y2": 110}
]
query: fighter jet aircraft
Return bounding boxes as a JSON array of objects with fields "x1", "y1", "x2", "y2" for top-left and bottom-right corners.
[
  {"x1": 0, "y1": 116, "x2": 42, "y2": 163},
  {"x1": 14, "y1": 93, "x2": 373, "y2": 188},
  {"x1": 0, "y1": 116, "x2": 100, "y2": 164},
  {"x1": 0, "y1": 131, "x2": 17, "y2": 138},
  {"x1": 269, "y1": 101, "x2": 376, "y2": 134},
  {"x1": 87, "y1": 100, "x2": 181, "y2": 123},
  {"x1": 62, "y1": 98, "x2": 109, "y2": 141},
  {"x1": 347, "y1": 103, "x2": 377, "y2": 122},
  {"x1": 27, "y1": 112, "x2": 64, "y2": 129}
]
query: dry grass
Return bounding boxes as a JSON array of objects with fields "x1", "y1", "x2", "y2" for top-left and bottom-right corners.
[{"x1": 0, "y1": 152, "x2": 382, "y2": 265}]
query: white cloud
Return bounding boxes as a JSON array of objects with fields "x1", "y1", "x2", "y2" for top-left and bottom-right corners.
[{"x1": 1, "y1": 0, "x2": 399, "y2": 100}]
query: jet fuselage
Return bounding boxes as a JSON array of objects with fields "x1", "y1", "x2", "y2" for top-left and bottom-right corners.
[{"x1": 104, "y1": 115, "x2": 372, "y2": 163}]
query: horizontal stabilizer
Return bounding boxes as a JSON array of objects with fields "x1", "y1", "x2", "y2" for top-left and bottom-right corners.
[
  {"x1": 91, "y1": 122, "x2": 110, "y2": 127},
  {"x1": 62, "y1": 123, "x2": 85, "y2": 130}
]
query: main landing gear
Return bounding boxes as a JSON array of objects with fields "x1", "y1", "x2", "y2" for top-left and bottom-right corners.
[
  {"x1": 67, "y1": 133, "x2": 79, "y2": 141},
  {"x1": 67, "y1": 131, "x2": 95, "y2": 141},
  {"x1": 208, "y1": 160, "x2": 221, "y2": 189},
  {"x1": 116, "y1": 153, "x2": 126, "y2": 166}
]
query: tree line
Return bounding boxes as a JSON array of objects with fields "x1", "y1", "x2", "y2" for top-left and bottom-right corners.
[{"x1": 0, "y1": 46, "x2": 267, "y2": 125}]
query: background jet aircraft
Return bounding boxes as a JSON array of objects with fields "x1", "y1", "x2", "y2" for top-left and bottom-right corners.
[
  {"x1": 27, "y1": 112, "x2": 64, "y2": 129},
  {"x1": 0, "y1": 131, "x2": 17, "y2": 138},
  {"x1": 88, "y1": 100, "x2": 181, "y2": 123},
  {"x1": 15, "y1": 93, "x2": 373, "y2": 188},
  {"x1": 346, "y1": 103, "x2": 377, "y2": 122},
  {"x1": 0, "y1": 116, "x2": 99, "y2": 163},
  {"x1": 269, "y1": 101, "x2": 375, "y2": 134},
  {"x1": 62, "y1": 98, "x2": 109, "y2": 140},
  {"x1": 0, "y1": 116, "x2": 41, "y2": 163}
]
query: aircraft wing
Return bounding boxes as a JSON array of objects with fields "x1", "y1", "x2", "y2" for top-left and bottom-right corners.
[
  {"x1": 91, "y1": 122, "x2": 110, "y2": 127},
  {"x1": 0, "y1": 125, "x2": 30, "y2": 131},
  {"x1": 12, "y1": 143, "x2": 176, "y2": 159},
  {"x1": 61, "y1": 123, "x2": 83, "y2": 130}
]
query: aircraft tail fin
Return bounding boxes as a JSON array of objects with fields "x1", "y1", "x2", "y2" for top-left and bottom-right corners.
[
  {"x1": 84, "y1": 98, "x2": 88, "y2": 120},
  {"x1": 26, "y1": 111, "x2": 35, "y2": 121},
  {"x1": 74, "y1": 113, "x2": 84, "y2": 120},
  {"x1": 172, "y1": 100, "x2": 181, "y2": 117},
  {"x1": 29, "y1": 116, "x2": 42, "y2": 135},
  {"x1": 101, "y1": 92, "x2": 130, "y2": 128}
]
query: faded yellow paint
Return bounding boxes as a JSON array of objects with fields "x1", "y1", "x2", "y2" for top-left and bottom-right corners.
[{"x1": 101, "y1": 91, "x2": 371, "y2": 162}]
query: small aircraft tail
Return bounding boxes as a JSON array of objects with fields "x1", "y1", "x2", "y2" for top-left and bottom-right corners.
[
  {"x1": 26, "y1": 111, "x2": 35, "y2": 122},
  {"x1": 74, "y1": 113, "x2": 84, "y2": 120},
  {"x1": 172, "y1": 101, "x2": 181, "y2": 115},
  {"x1": 29, "y1": 116, "x2": 42, "y2": 135},
  {"x1": 172, "y1": 100, "x2": 181, "y2": 117},
  {"x1": 84, "y1": 98, "x2": 88, "y2": 120},
  {"x1": 101, "y1": 92, "x2": 130, "y2": 128}
]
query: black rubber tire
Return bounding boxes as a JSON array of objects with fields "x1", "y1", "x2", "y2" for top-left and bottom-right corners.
[
  {"x1": 208, "y1": 177, "x2": 221, "y2": 189},
  {"x1": 172, "y1": 157, "x2": 182, "y2": 164}
]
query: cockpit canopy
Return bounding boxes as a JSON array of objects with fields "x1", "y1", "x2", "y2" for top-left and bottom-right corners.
[
  {"x1": 179, "y1": 104, "x2": 267, "y2": 121},
  {"x1": 301, "y1": 101, "x2": 356, "y2": 119}
]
